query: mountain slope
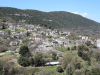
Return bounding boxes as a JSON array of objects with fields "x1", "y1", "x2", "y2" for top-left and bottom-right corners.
[{"x1": 0, "y1": 7, "x2": 100, "y2": 35}]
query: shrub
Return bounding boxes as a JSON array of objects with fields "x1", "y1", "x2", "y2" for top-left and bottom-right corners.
[
  {"x1": 31, "y1": 68, "x2": 39, "y2": 75},
  {"x1": 89, "y1": 68, "x2": 100, "y2": 75},
  {"x1": 95, "y1": 53, "x2": 100, "y2": 61},
  {"x1": 74, "y1": 63, "x2": 82, "y2": 69},
  {"x1": 11, "y1": 67, "x2": 18, "y2": 75},
  {"x1": 34, "y1": 54, "x2": 42, "y2": 67},
  {"x1": 71, "y1": 45, "x2": 77, "y2": 50},
  {"x1": 66, "y1": 64, "x2": 75, "y2": 75},
  {"x1": 85, "y1": 41, "x2": 91, "y2": 46},
  {"x1": 63, "y1": 53, "x2": 73, "y2": 69},
  {"x1": 36, "y1": 69, "x2": 51, "y2": 75},
  {"x1": 19, "y1": 45, "x2": 31, "y2": 57},
  {"x1": 78, "y1": 45, "x2": 90, "y2": 62},
  {"x1": 0, "y1": 60, "x2": 12, "y2": 75},
  {"x1": 73, "y1": 69, "x2": 84, "y2": 75},
  {"x1": 67, "y1": 47, "x2": 70, "y2": 50},
  {"x1": 56, "y1": 66, "x2": 64, "y2": 73},
  {"x1": 41, "y1": 59, "x2": 49, "y2": 66},
  {"x1": 52, "y1": 52, "x2": 57, "y2": 60},
  {"x1": 47, "y1": 36, "x2": 52, "y2": 39},
  {"x1": 22, "y1": 38, "x2": 28, "y2": 44},
  {"x1": 77, "y1": 49, "x2": 83, "y2": 57},
  {"x1": 92, "y1": 45, "x2": 97, "y2": 48},
  {"x1": 0, "y1": 46, "x2": 7, "y2": 53},
  {"x1": 18, "y1": 56, "x2": 30, "y2": 67},
  {"x1": 28, "y1": 57, "x2": 34, "y2": 66},
  {"x1": 78, "y1": 45, "x2": 89, "y2": 52},
  {"x1": 73, "y1": 69, "x2": 85, "y2": 75}
]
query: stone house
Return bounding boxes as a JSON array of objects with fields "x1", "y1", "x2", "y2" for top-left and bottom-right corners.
[{"x1": 10, "y1": 41, "x2": 19, "y2": 46}]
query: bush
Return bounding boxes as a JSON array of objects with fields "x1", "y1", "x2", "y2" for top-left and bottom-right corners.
[
  {"x1": 52, "y1": 52, "x2": 57, "y2": 60},
  {"x1": 0, "y1": 60, "x2": 12, "y2": 75},
  {"x1": 41, "y1": 59, "x2": 48, "y2": 66},
  {"x1": 19, "y1": 45, "x2": 31, "y2": 57},
  {"x1": 74, "y1": 63, "x2": 82, "y2": 69},
  {"x1": 28, "y1": 57, "x2": 34, "y2": 66},
  {"x1": 56, "y1": 66, "x2": 64, "y2": 73},
  {"x1": 77, "y1": 49, "x2": 83, "y2": 57},
  {"x1": 78, "y1": 45, "x2": 90, "y2": 62},
  {"x1": 85, "y1": 41, "x2": 91, "y2": 46},
  {"x1": 89, "y1": 68, "x2": 100, "y2": 75},
  {"x1": 36, "y1": 69, "x2": 51, "y2": 75},
  {"x1": 73, "y1": 69, "x2": 84, "y2": 75},
  {"x1": 66, "y1": 64, "x2": 75, "y2": 75},
  {"x1": 82, "y1": 53, "x2": 90, "y2": 61},
  {"x1": 11, "y1": 67, "x2": 18, "y2": 75},
  {"x1": 0, "y1": 46, "x2": 7, "y2": 53},
  {"x1": 78, "y1": 45, "x2": 84, "y2": 57},
  {"x1": 34, "y1": 54, "x2": 42, "y2": 67},
  {"x1": 71, "y1": 45, "x2": 77, "y2": 50},
  {"x1": 67, "y1": 47, "x2": 70, "y2": 50},
  {"x1": 31, "y1": 68, "x2": 39, "y2": 75},
  {"x1": 18, "y1": 56, "x2": 30, "y2": 67},
  {"x1": 78, "y1": 45, "x2": 89, "y2": 52},
  {"x1": 81, "y1": 53, "x2": 91, "y2": 65},
  {"x1": 63, "y1": 53, "x2": 73, "y2": 69},
  {"x1": 22, "y1": 38, "x2": 28, "y2": 44},
  {"x1": 95, "y1": 53, "x2": 100, "y2": 61}
]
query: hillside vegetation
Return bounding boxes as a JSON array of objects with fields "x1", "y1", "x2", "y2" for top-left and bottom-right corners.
[{"x1": 0, "y1": 7, "x2": 100, "y2": 35}]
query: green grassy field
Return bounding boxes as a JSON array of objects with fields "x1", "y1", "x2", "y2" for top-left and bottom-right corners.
[
  {"x1": 0, "y1": 52, "x2": 14, "y2": 58},
  {"x1": 16, "y1": 29, "x2": 24, "y2": 33}
]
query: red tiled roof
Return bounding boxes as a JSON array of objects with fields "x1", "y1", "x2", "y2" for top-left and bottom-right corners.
[{"x1": 31, "y1": 44, "x2": 37, "y2": 46}]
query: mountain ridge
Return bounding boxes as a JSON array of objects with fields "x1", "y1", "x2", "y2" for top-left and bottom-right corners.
[{"x1": 0, "y1": 7, "x2": 100, "y2": 35}]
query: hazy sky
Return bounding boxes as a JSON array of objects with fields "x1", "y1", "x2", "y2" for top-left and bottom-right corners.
[{"x1": 0, "y1": 0, "x2": 100, "y2": 23}]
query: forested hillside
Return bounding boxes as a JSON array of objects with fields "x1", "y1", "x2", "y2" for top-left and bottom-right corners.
[{"x1": 0, "y1": 7, "x2": 100, "y2": 35}]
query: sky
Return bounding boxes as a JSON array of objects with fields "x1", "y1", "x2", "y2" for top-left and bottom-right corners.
[{"x1": 0, "y1": 0, "x2": 100, "y2": 23}]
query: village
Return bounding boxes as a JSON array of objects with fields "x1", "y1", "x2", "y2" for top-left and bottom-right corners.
[
  {"x1": 0, "y1": 21, "x2": 99, "y2": 66},
  {"x1": 0, "y1": 17, "x2": 100, "y2": 75}
]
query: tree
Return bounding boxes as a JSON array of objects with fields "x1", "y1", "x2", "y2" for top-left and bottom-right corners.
[
  {"x1": 74, "y1": 63, "x2": 82, "y2": 69},
  {"x1": 71, "y1": 45, "x2": 77, "y2": 50},
  {"x1": 85, "y1": 41, "x2": 91, "y2": 46},
  {"x1": 28, "y1": 57, "x2": 34, "y2": 66},
  {"x1": 63, "y1": 53, "x2": 73, "y2": 69},
  {"x1": 89, "y1": 68, "x2": 100, "y2": 75},
  {"x1": 34, "y1": 54, "x2": 42, "y2": 67},
  {"x1": 77, "y1": 45, "x2": 89, "y2": 57},
  {"x1": 0, "y1": 60, "x2": 11, "y2": 75},
  {"x1": 0, "y1": 46, "x2": 7, "y2": 53},
  {"x1": 19, "y1": 45, "x2": 31, "y2": 57},
  {"x1": 22, "y1": 38, "x2": 28, "y2": 44},
  {"x1": 18, "y1": 56, "x2": 30, "y2": 67},
  {"x1": 2, "y1": 24, "x2": 6, "y2": 29},
  {"x1": 26, "y1": 31, "x2": 30, "y2": 37},
  {"x1": 95, "y1": 53, "x2": 100, "y2": 61},
  {"x1": 67, "y1": 47, "x2": 70, "y2": 51},
  {"x1": 78, "y1": 48, "x2": 83, "y2": 57},
  {"x1": 78, "y1": 45, "x2": 91, "y2": 65},
  {"x1": 52, "y1": 52, "x2": 57, "y2": 60},
  {"x1": 11, "y1": 67, "x2": 18, "y2": 75},
  {"x1": 66, "y1": 64, "x2": 75, "y2": 75},
  {"x1": 8, "y1": 30, "x2": 11, "y2": 35},
  {"x1": 56, "y1": 66, "x2": 64, "y2": 73},
  {"x1": 73, "y1": 69, "x2": 84, "y2": 75}
]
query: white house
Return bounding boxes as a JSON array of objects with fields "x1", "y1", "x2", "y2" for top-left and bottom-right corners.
[
  {"x1": 97, "y1": 39, "x2": 100, "y2": 47},
  {"x1": 10, "y1": 41, "x2": 19, "y2": 46},
  {"x1": 45, "y1": 62, "x2": 61, "y2": 66}
]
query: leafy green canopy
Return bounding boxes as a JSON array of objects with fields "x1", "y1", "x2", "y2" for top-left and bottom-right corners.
[{"x1": 19, "y1": 45, "x2": 31, "y2": 57}]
